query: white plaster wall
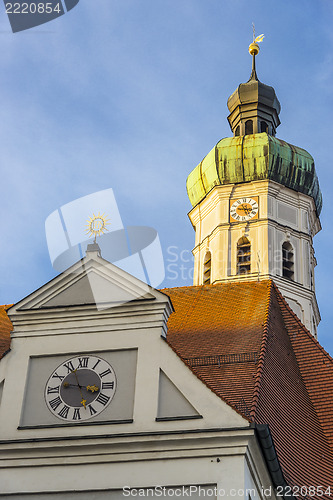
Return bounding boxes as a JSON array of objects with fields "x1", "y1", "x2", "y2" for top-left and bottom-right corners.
[
  {"x1": 1, "y1": 452, "x2": 246, "y2": 497},
  {"x1": 0, "y1": 325, "x2": 247, "y2": 441}
]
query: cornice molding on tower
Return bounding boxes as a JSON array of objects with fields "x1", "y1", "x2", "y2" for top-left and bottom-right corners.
[
  {"x1": 266, "y1": 218, "x2": 313, "y2": 242},
  {"x1": 192, "y1": 219, "x2": 314, "y2": 257}
]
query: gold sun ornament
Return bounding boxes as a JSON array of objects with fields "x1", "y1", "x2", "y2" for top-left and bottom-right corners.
[{"x1": 86, "y1": 212, "x2": 110, "y2": 243}]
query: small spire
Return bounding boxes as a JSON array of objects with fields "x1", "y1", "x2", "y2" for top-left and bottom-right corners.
[
  {"x1": 248, "y1": 24, "x2": 264, "y2": 81},
  {"x1": 86, "y1": 242, "x2": 101, "y2": 256},
  {"x1": 249, "y1": 51, "x2": 258, "y2": 81}
]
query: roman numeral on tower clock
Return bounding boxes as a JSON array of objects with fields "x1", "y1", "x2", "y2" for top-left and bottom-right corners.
[{"x1": 229, "y1": 196, "x2": 259, "y2": 222}]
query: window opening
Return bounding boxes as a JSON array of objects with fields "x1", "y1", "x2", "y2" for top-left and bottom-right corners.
[
  {"x1": 245, "y1": 120, "x2": 253, "y2": 135},
  {"x1": 312, "y1": 317, "x2": 317, "y2": 336},
  {"x1": 260, "y1": 121, "x2": 268, "y2": 133},
  {"x1": 203, "y1": 252, "x2": 211, "y2": 285},
  {"x1": 237, "y1": 237, "x2": 251, "y2": 275},
  {"x1": 282, "y1": 242, "x2": 294, "y2": 280}
]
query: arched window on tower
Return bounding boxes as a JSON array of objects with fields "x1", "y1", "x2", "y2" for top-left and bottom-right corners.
[
  {"x1": 235, "y1": 125, "x2": 240, "y2": 137},
  {"x1": 237, "y1": 237, "x2": 251, "y2": 275},
  {"x1": 282, "y1": 241, "x2": 294, "y2": 280},
  {"x1": 260, "y1": 121, "x2": 268, "y2": 133},
  {"x1": 203, "y1": 251, "x2": 211, "y2": 285},
  {"x1": 245, "y1": 120, "x2": 253, "y2": 135}
]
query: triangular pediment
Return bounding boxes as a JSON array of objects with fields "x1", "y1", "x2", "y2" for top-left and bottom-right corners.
[
  {"x1": 157, "y1": 370, "x2": 200, "y2": 420},
  {"x1": 40, "y1": 271, "x2": 150, "y2": 308},
  {"x1": 10, "y1": 251, "x2": 169, "y2": 313}
]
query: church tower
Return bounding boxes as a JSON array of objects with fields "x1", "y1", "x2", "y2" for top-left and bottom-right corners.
[{"x1": 186, "y1": 39, "x2": 322, "y2": 336}]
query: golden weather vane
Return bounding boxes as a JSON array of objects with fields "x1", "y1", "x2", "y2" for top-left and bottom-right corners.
[
  {"x1": 249, "y1": 23, "x2": 265, "y2": 56},
  {"x1": 85, "y1": 212, "x2": 110, "y2": 243}
]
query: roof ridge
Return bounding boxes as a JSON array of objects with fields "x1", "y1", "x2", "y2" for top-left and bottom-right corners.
[
  {"x1": 272, "y1": 282, "x2": 333, "y2": 365},
  {"x1": 250, "y1": 280, "x2": 273, "y2": 420},
  {"x1": 160, "y1": 285, "x2": 204, "y2": 291},
  {"x1": 161, "y1": 280, "x2": 271, "y2": 293}
]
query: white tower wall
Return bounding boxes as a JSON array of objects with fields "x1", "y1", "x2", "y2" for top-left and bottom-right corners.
[{"x1": 189, "y1": 179, "x2": 321, "y2": 336}]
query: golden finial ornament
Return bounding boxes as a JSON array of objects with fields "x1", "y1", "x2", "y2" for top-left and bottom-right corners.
[
  {"x1": 85, "y1": 212, "x2": 110, "y2": 243},
  {"x1": 249, "y1": 23, "x2": 264, "y2": 56}
]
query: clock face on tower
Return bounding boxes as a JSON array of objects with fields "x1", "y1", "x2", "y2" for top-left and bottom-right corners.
[
  {"x1": 229, "y1": 197, "x2": 259, "y2": 222},
  {"x1": 45, "y1": 355, "x2": 117, "y2": 422}
]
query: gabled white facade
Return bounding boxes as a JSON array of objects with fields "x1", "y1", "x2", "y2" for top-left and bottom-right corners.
[{"x1": 0, "y1": 248, "x2": 278, "y2": 499}]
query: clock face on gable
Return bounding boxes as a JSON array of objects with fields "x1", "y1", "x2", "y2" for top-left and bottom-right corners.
[
  {"x1": 45, "y1": 355, "x2": 117, "y2": 422},
  {"x1": 20, "y1": 349, "x2": 137, "y2": 429},
  {"x1": 229, "y1": 197, "x2": 259, "y2": 222}
]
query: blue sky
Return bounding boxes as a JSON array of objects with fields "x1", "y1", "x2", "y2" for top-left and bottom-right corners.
[{"x1": 1, "y1": 0, "x2": 333, "y2": 352}]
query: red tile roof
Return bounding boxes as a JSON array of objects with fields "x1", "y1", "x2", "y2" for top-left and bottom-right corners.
[
  {"x1": 0, "y1": 305, "x2": 12, "y2": 359},
  {"x1": 163, "y1": 280, "x2": 333, "y2": 495},
  {"x1": 164, "y1": 281, "x2": 268, "y2": 416}
]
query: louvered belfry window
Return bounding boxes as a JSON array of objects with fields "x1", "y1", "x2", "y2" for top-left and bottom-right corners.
[
  {"x1": 260, "y1": 121, "x2": 268, "y2": 133},
  {"x1": 245, "y1": 120, "x2": 253, "y2": 135},
  {"x1": 203, "y1": 251, "x2": 211, "y2": 285},
  {"x1": 237, "y1": 237, "x2": 251, "y2": 275},
  {"x1": 282, "y1": 241, "x2": 294, "y2": 280}
]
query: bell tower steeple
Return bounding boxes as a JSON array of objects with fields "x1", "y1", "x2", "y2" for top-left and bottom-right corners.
[{"x1": 186, "y1": 37, "x2": 322, "y2": 337}]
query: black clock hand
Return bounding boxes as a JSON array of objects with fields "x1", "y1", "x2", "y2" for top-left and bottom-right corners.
[
  {"x1": 63, "y1": 382, "x2": 85, "y2": 390},
  {"x1": 63, "y1": 382, "x2": 99, "y2": 392},
  {"x1": 72, "y1": 369, "x2": 87, "y2": 409}
]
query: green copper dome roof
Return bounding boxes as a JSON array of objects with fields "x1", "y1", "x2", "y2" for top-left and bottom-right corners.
[{"x1": 186, "y1": 133, "x2": 322, "y2": 214}]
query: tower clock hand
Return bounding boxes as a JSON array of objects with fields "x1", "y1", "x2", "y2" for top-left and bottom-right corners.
[{"x1": 239, "y1": 204, "x2": 251, "y2": 215}]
